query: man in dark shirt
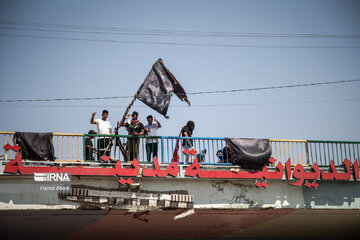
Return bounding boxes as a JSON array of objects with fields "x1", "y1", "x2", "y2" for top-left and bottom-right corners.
[
  {"x1": 85, "y1": 130, "x2": 97, "y2": 161},
  {"x1": 125, "y1": 111, "x2": 144, "y2": 161},
  {"x1": 216, "y1": 146, "x2": 233, "y2": 164},
  {"x1": 182, "y1": 121, "x2": 195, "y2": 163},
  {"x1": 182, "y1": 121, "x2": 195, "y2": 148}
]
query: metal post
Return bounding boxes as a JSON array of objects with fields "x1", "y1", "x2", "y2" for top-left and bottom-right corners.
[
  {"x1": 161, "y1": 136, "x2": 165, "y2": 163},
  {"x1": 83, "y1": 135, "x2": 86, "y2": 162}
]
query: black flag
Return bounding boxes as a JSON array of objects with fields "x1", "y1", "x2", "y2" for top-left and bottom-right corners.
[{"x1": 136, "y1": 58, "x2": 190, "y2": 118}]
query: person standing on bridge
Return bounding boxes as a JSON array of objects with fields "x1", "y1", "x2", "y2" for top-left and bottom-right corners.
[
  {"x1": 85, "y1": 130, "x2": 97, "y2": 161},
  {"x1": 122, "y1": 111, "x2": 144, "y2": 161},
  {"x1": 90, "y1": 110, "x2": 113, "y2": 160},
  {"x1": 182, "y1": 120, "x2": 195, "y2": 164},
  {"x1": 144, "y1": 115, "x2": 161, "y2": 162}
]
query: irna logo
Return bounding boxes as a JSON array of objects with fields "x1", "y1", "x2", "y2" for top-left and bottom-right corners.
[{"x1": 34, "y1": 172, "x2": 71, "y2": 182}]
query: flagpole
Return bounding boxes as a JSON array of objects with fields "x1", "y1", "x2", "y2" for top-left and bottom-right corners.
[
  {"x1": 119, "y1": 94, "x2": 137, "y2": 127},
  {"x1": 103, "y1": 58, "x2": 190, "y2": 160},
  {"x1": 103, "y1": 94, "x2": 137, "y2": 159}
]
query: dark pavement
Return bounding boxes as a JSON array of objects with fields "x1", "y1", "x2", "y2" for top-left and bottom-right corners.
[{"x1": 0, "y1": 209, "x2": 359, "y2": 239}]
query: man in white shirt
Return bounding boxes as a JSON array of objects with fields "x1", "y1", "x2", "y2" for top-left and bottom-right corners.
[
  {"x1": 90, "y1": 110, "x2": 113, "y2": 160},
  {"x1": 144, "y1": 115, "x2": 161, "y2": 162}
]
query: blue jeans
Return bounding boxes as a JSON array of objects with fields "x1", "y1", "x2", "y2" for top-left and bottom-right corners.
[{"x1": 146, "y1": 142, "x2": 158, "y2": 162}]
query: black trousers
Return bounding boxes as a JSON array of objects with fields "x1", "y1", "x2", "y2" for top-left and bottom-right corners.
[
  {"x1": 127, "y1": 137, "x2": 140, "y2": 161},
  {"x1": 146, "y1": 142, "x2": 158, "y2": 162},
  {"x1": 97, "y1": 138, "x2": 111, "y2": 160}
]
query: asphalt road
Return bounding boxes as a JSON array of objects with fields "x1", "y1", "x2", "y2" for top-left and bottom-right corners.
[{"x1": 0, "y1": 209, "x2": 359, "y2": 240}]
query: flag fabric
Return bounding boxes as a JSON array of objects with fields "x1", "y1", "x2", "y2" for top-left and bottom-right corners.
[
  {"x1": 15, "y1": 132, "x2": 56, "y2": 161},
  {"x1": 136, "y1": 58, "x2": 190, "y2": 118},
  {"x1": 226, "y1": 138, "x2": 272, "y2": 170}
]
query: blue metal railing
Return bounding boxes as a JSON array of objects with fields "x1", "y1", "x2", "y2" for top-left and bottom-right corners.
[
  {"x1": 307, "y1": 140, "x2": 360, "y2": 166},
  {"x1": 1, "y1": 131, "x2": 359, "y2": 166},
  {"x1": 160, "y1": 136, "x2": 232, "y2": 165},
  {"x1": 82, "y1": 135, "x2": 231, "y2": 164}
]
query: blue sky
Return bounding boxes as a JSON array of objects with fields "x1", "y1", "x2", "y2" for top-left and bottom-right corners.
[{"x1": 0, "y1": 0, "x2": 359, "y2": 141}]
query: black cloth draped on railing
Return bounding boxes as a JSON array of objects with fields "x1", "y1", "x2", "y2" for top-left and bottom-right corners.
[
  {"x1": 15, "y1": 132, "x2": 55, "y2": 161},
  {"x1": 226, "y1": 138, "x2": 272, "y2": 170}
]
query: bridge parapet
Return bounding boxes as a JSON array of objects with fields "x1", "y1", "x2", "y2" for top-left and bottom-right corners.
[{"x1": 1, "y1": 131, "x2": 359, "y2": 167}]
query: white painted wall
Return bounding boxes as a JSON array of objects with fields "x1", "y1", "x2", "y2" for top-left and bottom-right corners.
[{"x1": 1, "y1": 176, "x2": 360, "y2": 210}]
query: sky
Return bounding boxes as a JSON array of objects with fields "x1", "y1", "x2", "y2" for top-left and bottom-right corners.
[{"x1": 0, "y1": 0, "x2": 360, "y2": 141}]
